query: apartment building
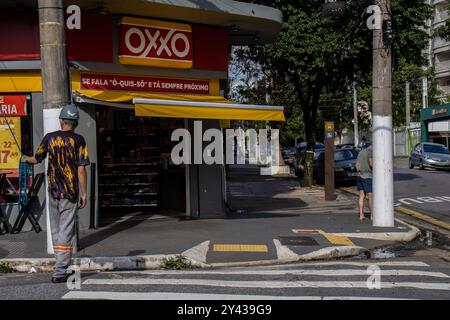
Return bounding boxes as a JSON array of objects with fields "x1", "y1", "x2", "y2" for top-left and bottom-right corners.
[{"x1": 432, "y1": 0, "x2": 450, "y2": 99}]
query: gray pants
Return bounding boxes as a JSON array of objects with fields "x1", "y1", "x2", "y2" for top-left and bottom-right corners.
[{"x1": 48, "y1": 193, "x2": 78, "y2": 278}]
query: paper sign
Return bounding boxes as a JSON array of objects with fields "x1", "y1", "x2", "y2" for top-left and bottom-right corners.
[{"x1": 0, "y1": 117, "x2": 21, "y2": 176}]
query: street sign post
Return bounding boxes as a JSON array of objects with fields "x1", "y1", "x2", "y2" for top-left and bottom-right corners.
[{"x1": 324, "y1": 121, "x2": 337, "y2": 201}]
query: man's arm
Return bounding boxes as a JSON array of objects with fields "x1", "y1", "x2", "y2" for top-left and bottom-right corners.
[
  {"x1": 21, "y1": 155, "x2": 39, "y2": 165},
  {"x1": 24, "y1": 135, "x2": 49, "y2": 165},
  {"x1": 78, "y1": 166, "x2": 88, "y2": 209}
]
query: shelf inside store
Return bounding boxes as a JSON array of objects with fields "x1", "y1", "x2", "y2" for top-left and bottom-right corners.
[
  {"x1": 99, "y1": 203, "x2": 158, "y2": 208},
  {"x1": 99, "y1": 193, "x2": 158, "y2": 197},
  {"x1": 98, "y1": 172, "x2": 159, "y2": 177},
  {"x1": 102, "y1": 162, "x2": 160, "y2": 167},
  {"x1": 99, "y1": 182, "x2": 158, "y2": 187}
]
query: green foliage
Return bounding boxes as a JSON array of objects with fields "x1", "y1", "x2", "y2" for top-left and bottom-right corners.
[
  {"x1": 232, "y1": 0, "x2": 434, "y2": 131},
  {"x1": 161, "y1": 255, "x2": 194, "y2": 270},
  {"x1": 0, "y1": 262, "x2": 14, "y2": 273},
  {"x1": 231, "y1": 0, "x2": 434, "y2": 185}
]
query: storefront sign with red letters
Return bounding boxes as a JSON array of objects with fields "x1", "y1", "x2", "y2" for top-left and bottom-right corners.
[
  {"x1": 0, "y1": 95, "x2": 27, "y2": 116},
  {"x1": 119, "y1": 17, "x2": 193, "y2": 69},
  {"x1": 80, "y1": 73, "x2": 210, "y2": 95}
]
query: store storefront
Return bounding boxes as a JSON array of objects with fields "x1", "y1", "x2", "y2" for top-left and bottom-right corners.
[
  {"x1": 421, "y1": 103, "x2": 450, "y2": 148},
  {"x1": 0, "y1": 0, "x2": 284, "y2": 231}
]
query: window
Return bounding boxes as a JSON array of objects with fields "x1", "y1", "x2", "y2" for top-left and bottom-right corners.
[
  {"x1": 335, "y1": 150, "x2": 358, "y2": 161},
  {"x1": 423, "y1": 144, "x2": 450, "y2": 154}
]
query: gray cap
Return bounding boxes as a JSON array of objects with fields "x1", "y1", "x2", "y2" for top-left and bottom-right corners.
[{"x1": 59, "y1": 103, "x2": 79, "y2": 120}]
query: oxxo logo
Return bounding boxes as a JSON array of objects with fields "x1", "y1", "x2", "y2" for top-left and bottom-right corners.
[{"x1": 119, "y1": 17, "x2": 193, "y2": 69}]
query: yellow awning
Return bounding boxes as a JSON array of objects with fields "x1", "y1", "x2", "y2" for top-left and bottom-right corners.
[
  {"x1": 74, "y1": 90, "x2": 285, "y2": 122},
  {"x1": 134, "y1": 99, "x2": 285, "y2": 121}
]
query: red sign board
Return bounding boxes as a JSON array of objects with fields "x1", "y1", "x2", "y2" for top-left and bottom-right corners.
[
  {"x1": 0, "y1": 95, "x2": 27, "y2": 116},
  {"x1": 80, "y1": 73, "x2": 210, "y2": 95},
  {"x1": 119, "y1": 17, "x2": 193, "y2": 69}
]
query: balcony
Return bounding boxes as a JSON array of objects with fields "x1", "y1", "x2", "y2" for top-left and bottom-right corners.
[
  {"x1": 434, "y1": 38, "x2": 450, "y2": 53},
  {"x1": 436, "y1": 59, "x2": 450, "y2": 73},
  {"x1": 433, "y1": 0, "x2": 448, "y2": 6}
]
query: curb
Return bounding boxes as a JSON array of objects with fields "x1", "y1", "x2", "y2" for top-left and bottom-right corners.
[
  {"x1": 1, "y1": 190, "x2": 420, "y2": 273},
  {"x1": 337, "y1": 188, "x2": 422, "y2": 242},
  {"x1": 1, "y1": 245, "x2": 369, "y2": 273}
]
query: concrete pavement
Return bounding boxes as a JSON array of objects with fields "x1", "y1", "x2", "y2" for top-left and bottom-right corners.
[
  {"x1": 0, "y1": 165, "x2": 419, "y2": 272},
  {"x1": 393, "y1": 158, "x2": 450, "y2": 231}
]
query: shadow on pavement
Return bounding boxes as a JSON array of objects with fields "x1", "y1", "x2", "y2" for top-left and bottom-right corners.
[{"x1": 394, "y1": 173, "x2": 420, "y2": 181}]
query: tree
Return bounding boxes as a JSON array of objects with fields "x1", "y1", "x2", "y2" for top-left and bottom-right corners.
[{"x1": 232, "y1": 0, "x2": 432, "y2": 187}]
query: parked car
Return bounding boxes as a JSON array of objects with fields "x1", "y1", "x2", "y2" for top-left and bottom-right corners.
[
  {"x1": 336, "y1": 144, "x2": 355, "y2": 150},
  {"x1": 282, "y1": 147, "x2": 296, "y2": 165},
  {"x1": 314, "y1": 148, "x2": 359, "y2": 185},
  {"x1": 294, "y1": 142, "x2": 325, "y2": 177},
  {"x1": 409, "y1": 142, "x2": 450, "y2": 170}
]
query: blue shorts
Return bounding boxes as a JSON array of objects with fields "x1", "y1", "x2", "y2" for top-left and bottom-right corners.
[{"x1": 356, "y1": 177, "x2": 372, "y2": 194}]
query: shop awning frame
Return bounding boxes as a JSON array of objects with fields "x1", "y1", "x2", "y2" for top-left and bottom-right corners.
[
  {"x1": 72, "y1": 92, "x2": 285, "y2": 122},
  {"x1": 73, "y1": 95, "x2": 134, "y2": 110}
]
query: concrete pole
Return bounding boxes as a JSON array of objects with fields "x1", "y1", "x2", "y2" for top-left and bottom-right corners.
[
  {"x1": 372, "y1": 0, "x2": 395, "y2": 227},
  {"x1": 38, "y1": 0, "x2": 70, "y2": 253},
  {"x1": 405, "y1": 81, "x2": 411, "y2": 127},
  {"x1": 422, "y1": 77, "x2": 428, "y2": 109},
  {"x1": 353, "y1": 84, "x2": 359, "y2": 147}
]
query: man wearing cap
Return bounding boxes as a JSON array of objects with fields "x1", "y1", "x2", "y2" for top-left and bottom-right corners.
[
  {"x1": 22, "y1": 104, "x2": 90, "y2": 283},
  {"x1": 355, "y1": 141, "x2": 373, "y2": 221}
]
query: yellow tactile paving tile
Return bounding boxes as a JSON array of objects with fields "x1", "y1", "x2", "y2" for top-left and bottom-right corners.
[
  {"x1": 213, "y1": 244, "x2": 269, "y2": 252},
  {"x1": 292, "y1": 229, "x2": 355, "y2": 246},
  {"x1": 319, "y1": 233, "x2": 355, "y2": 246}
]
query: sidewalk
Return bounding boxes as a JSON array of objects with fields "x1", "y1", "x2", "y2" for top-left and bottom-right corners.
[{"x1": 0, "y1": 165, "x2": 420, "y2": 272}]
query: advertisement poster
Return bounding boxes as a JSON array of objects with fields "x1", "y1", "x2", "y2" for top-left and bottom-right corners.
[{"x1": 0, "y1": 117, "x2": 21, "y2": 177}]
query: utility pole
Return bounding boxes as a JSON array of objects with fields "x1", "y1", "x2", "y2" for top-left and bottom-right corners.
[
  {"x1": 38, "y1": 0, "x2": 71, "y2": 253},
  {"x1": 422, "y1": 77, "x2": 428, "y2": 109},
  {"x1": 372, "y1": 0, "x2": 395, "y2": 227},
  {"x1": 405, "y1": 81, "x2": 411, "y2": 127},
  {"x1": 353, "y1": 84, "x2": 359, "y2": 147}
]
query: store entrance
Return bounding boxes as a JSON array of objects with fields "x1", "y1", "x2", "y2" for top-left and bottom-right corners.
[{"x1": 96, "y1": 107, "x2": 186, "y2": 226}]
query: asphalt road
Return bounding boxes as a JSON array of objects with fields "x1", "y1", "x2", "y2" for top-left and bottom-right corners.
[
  {"x1": 394, "y1": 158, "x2": 450, "y2": 225},
  {"x1": 0, "y1": 253, "x2": 449, "y2": 300}
]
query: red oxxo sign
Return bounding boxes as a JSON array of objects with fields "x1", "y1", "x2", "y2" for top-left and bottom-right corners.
[
  {"x1": 0, "y1": 95, "x2": 27, "y2": 116},
  {"x1": 119, "y1": 17, "x2": 193, "y2": 69}
]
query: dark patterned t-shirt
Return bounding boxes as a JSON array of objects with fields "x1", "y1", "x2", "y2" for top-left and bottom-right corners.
[{"x1": 35, "y1": 130, "x2": 90, "y2": 200}]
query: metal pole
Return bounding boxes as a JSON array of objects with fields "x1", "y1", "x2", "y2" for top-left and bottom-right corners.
[
  {"x1": 353, "y1": 84, "x2": 359, "y2": 147},
  {"x1": 372, "y1": 0, "x2": 395, "y2": 227},
  {"x1": 38, "y1": 0, "x2": 71, "y2": 253},
  {"x1": 324, "y1": 122, "x2": 336, "y2": 201},
  {"x1": 405, "y1": 81, "x2": 411, "y2": 127}
]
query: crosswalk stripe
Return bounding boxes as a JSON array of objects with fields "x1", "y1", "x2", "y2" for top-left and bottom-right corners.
[
  {"x1": 258, "y1": 261, "x2": 430, "y2": 268},
  {"x1": 62, "y1": 291, "x2": 412, "y2": 300},
  {"x1": 83, "y1": 278, "x2": 450, "y2": 291},
  {"x1": 114, "y1": 269, "x2": 449, "y2": 278}
]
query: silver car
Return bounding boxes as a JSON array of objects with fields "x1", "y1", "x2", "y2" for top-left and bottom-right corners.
[{"x1": 409, "y1": 142, "x2": 450, "y2": 170}]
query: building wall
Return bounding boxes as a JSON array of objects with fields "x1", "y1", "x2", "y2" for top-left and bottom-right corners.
[{"x1": 432, "y1": 0, "x2": 450, "y2": 100}]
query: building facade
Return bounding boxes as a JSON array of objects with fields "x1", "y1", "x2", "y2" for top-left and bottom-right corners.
[
  {"x1": 425, "y1": 0, "x2": 450, "y2": 146},
  {"x1": 0, "y1": 0, "x2": 284, "y2": 232},
  {"x1": 432, "y1": 0, "x2": 450, "y2": 98}
]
